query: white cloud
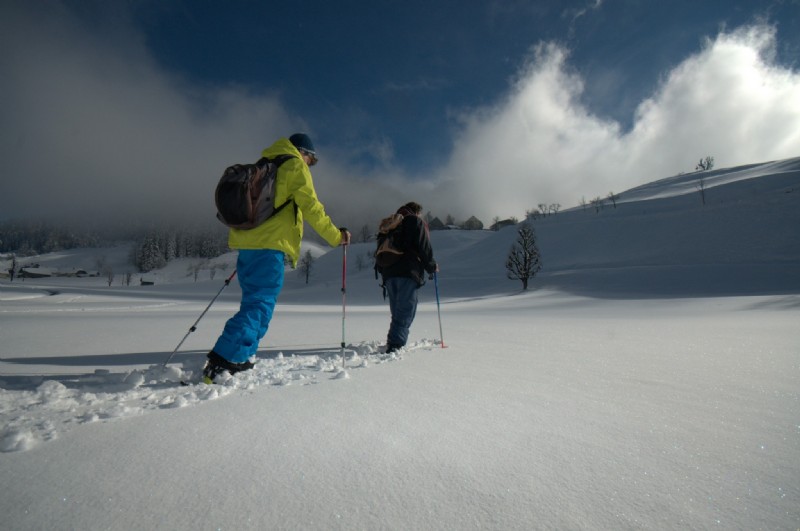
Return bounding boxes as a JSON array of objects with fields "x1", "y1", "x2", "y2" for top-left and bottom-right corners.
[
  {"x1": 432, "y1": 24, "x2": 800, "y2": 222},
  {"x1": 1, "y1": 3, "x2": 797, "y2": 233},
  {"x1": 628, "y1": 25, "x2": 799, "y2": 165},
  {"x1": 563, "y1": 0, "x2": 604, "y2": 31}
]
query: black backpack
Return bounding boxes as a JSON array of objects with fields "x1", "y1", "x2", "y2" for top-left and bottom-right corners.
[
  {"x1": 215, "y1": 154, "x2": 294, "y2": 229},
  {"x1": 374, "y1": 213, "x2": 405, "y2": 269}
]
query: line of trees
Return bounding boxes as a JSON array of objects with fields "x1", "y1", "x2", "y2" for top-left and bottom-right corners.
[
  {"x1": 0, "y1": 221, "x2": 101, "y2": 255},
  {"x1": 0, "y1": 220, "x2": 231, "y2": 273},
  {"x1": 130, "y1": 228, "x2": 228, "y2": 272}
]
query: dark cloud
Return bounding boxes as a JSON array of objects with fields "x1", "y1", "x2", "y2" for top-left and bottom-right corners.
[{"x1": 1, "y1": 4, "x2": 798, "y2": 232}]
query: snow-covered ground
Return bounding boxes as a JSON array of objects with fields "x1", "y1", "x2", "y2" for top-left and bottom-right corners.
[{"x1": 1, "y1": 158, "x2": 799, "y2": 529}]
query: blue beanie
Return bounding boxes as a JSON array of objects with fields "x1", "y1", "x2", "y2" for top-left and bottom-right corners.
[{"x1": 289, "y1": 133, "x2": 316, "y2": 156}]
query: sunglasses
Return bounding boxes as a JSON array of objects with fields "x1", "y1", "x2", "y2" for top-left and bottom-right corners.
[{"x1": 300, "y1": 149, "x2": 318, "y2": 167}]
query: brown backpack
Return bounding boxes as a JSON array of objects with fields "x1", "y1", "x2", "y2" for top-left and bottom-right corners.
[{"x1": 374, "y1": 213, "x2": 404, "y2": 269}]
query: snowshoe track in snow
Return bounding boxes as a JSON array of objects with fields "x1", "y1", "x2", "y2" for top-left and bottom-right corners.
[{"x1": 0, "y1": 339, "x2": 441, "y2": 452}]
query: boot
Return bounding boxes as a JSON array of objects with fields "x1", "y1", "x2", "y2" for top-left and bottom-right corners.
[{"x1": 202, "y1": 351, "x2": 255, "y2": 384}]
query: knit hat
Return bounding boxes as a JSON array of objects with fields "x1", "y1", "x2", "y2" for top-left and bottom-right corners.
[{"x1": 289, "y1": 133, "x2": 316, "y2": 156}]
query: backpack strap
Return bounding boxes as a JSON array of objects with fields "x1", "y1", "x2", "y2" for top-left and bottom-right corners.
[{"x1": 266, "y1": 154, "x2": 297, "y2": 219}]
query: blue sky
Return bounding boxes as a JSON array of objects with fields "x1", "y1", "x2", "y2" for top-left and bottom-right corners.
[
  {"x1": 133, "y1": 0, "x2": 799, "y2": 170},
  {"x1": 1, "y1": 0, "x2": 799, "y2": 228}
]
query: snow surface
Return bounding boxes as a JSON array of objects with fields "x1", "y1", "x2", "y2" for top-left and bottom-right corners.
[{"x1": 1, "y1": 158, "x2": 799, "y2": 530}]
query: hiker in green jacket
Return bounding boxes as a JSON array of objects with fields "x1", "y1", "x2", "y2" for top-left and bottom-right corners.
[{"x1": 204, "y1": 133, "x2": 351, "y2": 383}]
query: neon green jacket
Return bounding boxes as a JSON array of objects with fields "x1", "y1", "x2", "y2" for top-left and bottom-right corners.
[{"x1": 227, "y1": 138, "x2": 342, "y2": 266}]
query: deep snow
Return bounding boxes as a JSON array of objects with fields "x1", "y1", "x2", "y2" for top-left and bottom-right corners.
[{"x1": 1, "y1": 158, "x2": 799, "y2": 530}]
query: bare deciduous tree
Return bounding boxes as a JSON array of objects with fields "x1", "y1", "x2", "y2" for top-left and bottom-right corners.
[
  {"x1": 187, "y1": 261, "x2": 204, "y2": 282},
  {"x1": 104, "y1": 266, "x2": 115, "y2": 287},
  {"x1": 359, "y1": 224, "x2": 371, "y2": 243},
  {"x1": 298, "y1": 250, "x2": 315, "y2": 284},
  {"x1": 506, "y1": 224, "x2": 542, "y2": 290},
  {"x1": 697, "y1": 177, "x2": 707, "y2": 206},
  {"x1": 696, "y1": 156, "x2": 715, "y2": 171}
]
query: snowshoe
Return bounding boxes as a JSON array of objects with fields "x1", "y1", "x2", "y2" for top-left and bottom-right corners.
[
  {"x1": 201, "y1": 351, "x2": 254, "y2": 384},
  {"x1": 384, "y1": 343, "x2": 403, "y2": 354}
]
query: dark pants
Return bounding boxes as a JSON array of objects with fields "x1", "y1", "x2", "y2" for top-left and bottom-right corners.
[{"x1": 385, "y1": 276, "x2": 419, "y2": 347}]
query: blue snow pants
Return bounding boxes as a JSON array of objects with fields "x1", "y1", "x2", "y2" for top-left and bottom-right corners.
[
  {"x1": 385, "y1": 276, "x2": 420, "y2": 348},
  {"x1": 212, "y1": 249, "x2": 284, "y2": 364}
]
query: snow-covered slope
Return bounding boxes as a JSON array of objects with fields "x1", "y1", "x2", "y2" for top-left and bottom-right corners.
[
  {"x1": 1, "y1": 157, "x2": 798, "y2": 530},
  {"x1": 321, "y1": 157, "x2": 800, "y2": 299}
]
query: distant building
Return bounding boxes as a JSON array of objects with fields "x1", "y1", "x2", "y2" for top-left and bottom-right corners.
[
  {"x1": 429, "y1": 217, "x2": 447, "y2": 231},
  {"x1": 490, "y1": 219, "x2": 518, "y2": 231},
  {"x1": 462, "y1": 216, "x2": 484, "y2": 230},
  {"x1": 20, "y1": 267, "x2": 54, "y2": 278}
]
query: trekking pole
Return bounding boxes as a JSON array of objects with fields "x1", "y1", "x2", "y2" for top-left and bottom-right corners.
[
  {"x1": 162, "y1": 269, "x2": 237, "y2": 367},
  {"x1": 433, "y1": 271, "x2": 447, "y2": 348},
  {"x1": 340, "y1": 244, "x2": 348, "y2": 367}
]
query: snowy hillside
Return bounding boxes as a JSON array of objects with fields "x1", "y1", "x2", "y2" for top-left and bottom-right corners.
[
  {"x1": 294, "y1": 157, "x2": 800, "y2": 300},
  {"x1": 1, "y1": 158, "x2": 798, "y2": 530}
]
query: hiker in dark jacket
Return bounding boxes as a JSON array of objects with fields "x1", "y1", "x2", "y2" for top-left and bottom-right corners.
[{"x1": 378, "y1": 202, "x2": 438, "y2": 353}]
